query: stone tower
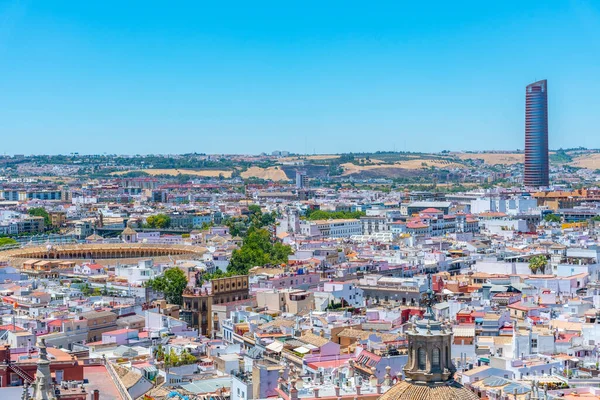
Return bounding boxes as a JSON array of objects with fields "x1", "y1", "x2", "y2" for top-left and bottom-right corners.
[
  {"x1": 31, "y1": 339, "x2": 55, "y2": 400},
  {"x1": 379, "y1": 275, "x2": 478, "y2": 400},
  {"x1": 403, "y1": 283, "x2": 456, "y2": 383}
]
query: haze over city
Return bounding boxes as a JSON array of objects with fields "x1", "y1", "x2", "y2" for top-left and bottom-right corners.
[{"x1": 1, "y1": 1, "x2": 600, "y2": 155}]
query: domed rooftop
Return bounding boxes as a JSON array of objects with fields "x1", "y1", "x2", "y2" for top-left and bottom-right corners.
[
  {"x1": 122, "y1": 226, "x2": 137, "y2": 235},
  {"x1": 379, "y1": 275, "x2": 478, "y2": 400},
  {"x1": 379, "y1": 380, "x2": 479, "y2": 400}
]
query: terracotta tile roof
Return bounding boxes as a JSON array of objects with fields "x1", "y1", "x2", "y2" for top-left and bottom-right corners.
[
  {"x1": 379, "y1": 380, "x2": 479, "y2": 400},
  {"x1": 300, "y1": 331, "x2": 329, "y2": 348},
  {"x1": 420, "y1": 208, "x2": 443, "y2": 214}
]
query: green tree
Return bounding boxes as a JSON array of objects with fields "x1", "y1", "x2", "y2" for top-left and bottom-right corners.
[
  {"x1": 196, "y1": 270, "x2": 235, "y2": 285},
  {"x1": 225, "y1": 217, "x2": 247, "y2": 237},
  {"x1": 304, "y1": 209, "x2": 366, "y2": 220},
  {"x1": 260, "y1": 211, "x2": 276, "y2": 227},
  {"x1": 0, "y1": 238, "x2": 18, "y2": 247},
  {"x1": 146, "y1": 268, "x2": 188, "y2": 305},
  {"x1": 178, "y1": 349, "x2": 197, "y2": 365},
  {"x1": 228, "y1": 228, "x2": 292, "y2": 274},
  {"x1": 154, "y1": 344, "x2": 165, "y2": 361},
  {"x1": 146, "y1": 213, "x2": 171, "y2": 229},
  {"x1": 248, "y1": 204, "x2": 262, "y2": 216},
  {"x1": 28, "y1": 207, "x2": 50, "y2": 227},
  {"x1": 81, "y1": 284, "x2": 92, "y2": 296},
  {"x1": 200, "y1": 222, "x2": 213, "y2": 231},
  {"x1": 544, "y1": 214, "x2": 561, "y2": 223},
  {"x1": 529, "y1": 255, "x2": 548, "y2": 275}
]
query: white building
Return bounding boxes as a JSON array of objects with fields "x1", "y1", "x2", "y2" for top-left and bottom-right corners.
[
  {"x1": 114, "y1": 259, "x2": 157, "y2": 285},
  {"x1": 470, "y1": 196, "x2": 538, "y2": 215},
  {"x1": 360, "y1": 216, "x2": 388, "y2": 235},
  {"x1": 299, "y1": 219, "x2": 362, "y2": 238},
  {"x1": 322, "y1": 281, "x2": 365, "y2": 308},
  {"x1": 479, "y1": 218, "x2": 528, "y2": 234}
]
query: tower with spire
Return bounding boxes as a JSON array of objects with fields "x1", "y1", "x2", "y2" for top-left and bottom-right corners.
[
  {"x1": 402, "y1": 274, "x2": 456, "y2": 383},
  {"x1": 379, "y1": 275, "x2": 478, "y2": 400},
  {"x1": 27, "y1": 339, "x2": 56, "y2": 400}
]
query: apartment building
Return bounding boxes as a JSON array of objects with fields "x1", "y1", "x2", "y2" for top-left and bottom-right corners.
[
  {"x1": 360, "y1": 216, "x2": 388, "y2": 235},
  {"x1": 299, "y1": 219, "x2": 362, "y2": 238},
  {"x1": 79, "y1": 310, "x2": 118, "y2": 342},
  {"x1": 181, "y1": 275, "x2": 249, "y2": 337}
]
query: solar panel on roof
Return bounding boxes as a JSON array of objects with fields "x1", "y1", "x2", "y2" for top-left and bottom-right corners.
[
  {"x1": 502, "y1": 383, "x2": 530, "y2": 395},
  {"x1": 482, "y1": 376, "x2": 509, "y2": 387}
]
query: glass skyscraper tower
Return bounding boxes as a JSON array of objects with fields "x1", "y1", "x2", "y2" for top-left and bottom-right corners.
[{"x1": 524, "y1": 79, "x2": 549, "y2": 187}]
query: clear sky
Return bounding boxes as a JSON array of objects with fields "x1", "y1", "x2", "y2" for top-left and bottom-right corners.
[{"x1": 1, "y1": 1, "x2": 599, "y2": 155}]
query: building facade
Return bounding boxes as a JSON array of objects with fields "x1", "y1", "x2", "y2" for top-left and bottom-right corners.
[{"x1": 182, "y1": 275, "x2": 250, "y2": 337}]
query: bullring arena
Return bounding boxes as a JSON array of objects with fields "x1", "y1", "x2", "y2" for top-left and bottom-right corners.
[{"x1": 0, "y1": 243, "x2": 208, "y2": 269}]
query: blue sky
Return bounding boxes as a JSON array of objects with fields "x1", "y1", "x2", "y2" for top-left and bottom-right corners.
[{"x1": 1, "y1": 1, "x2": 599, "y2": 155}]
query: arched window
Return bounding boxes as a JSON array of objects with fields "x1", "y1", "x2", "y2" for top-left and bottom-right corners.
[
  {"x1": 432, "y1": 348, "x2": 440, "y2": 369},
  {"x1": 418, "y1": 347, "x2": 426, "y2": 370},
  {"x1": 445, "y1": 346, "x2": 449, "y2": 367}
]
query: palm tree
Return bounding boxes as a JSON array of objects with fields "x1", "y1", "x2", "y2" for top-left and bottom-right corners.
[{"x1": 529, "y1": 255, "x2": 547, "y2": 275}]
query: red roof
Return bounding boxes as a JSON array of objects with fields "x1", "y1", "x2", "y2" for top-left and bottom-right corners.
[
  {"x1": 407, "y1": 222, "x2": 428, "y2": 229},
  {"x1": 102, "y1": 328, "x2": 137, "y2": 336},
  {"x1": 420, "y1": 208, "x2": 443, "y2": 214},
  {"x1": 508, "y1": 301, "x2": 541, "y2": 311},
  {"x1": 86, "y1": 264, "x2": 104, "y2": 270},
  {"x1": 0, "y1": 324, "x2": 25, "y2": 332}
]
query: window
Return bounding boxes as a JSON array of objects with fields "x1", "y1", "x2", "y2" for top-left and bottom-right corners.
[
  {"x1": 418, "y1": 348, "x2": 426, "y2": 370},
  {"x1": 432, "y1": 348, "x2": 440, "y2": 369},
  {"x1": 445, "y1": 347, "x2": 449, "y2": 366}
]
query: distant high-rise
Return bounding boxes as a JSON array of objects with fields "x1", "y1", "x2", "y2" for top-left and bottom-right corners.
[
  {"x1": 524, "y1": 79, "x2": 549, "y2": 187},
  {"x1": 295, "y1": 170, "x2": 309, "y2": 189}
]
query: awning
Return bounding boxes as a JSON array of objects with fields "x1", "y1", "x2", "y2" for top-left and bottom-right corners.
[
  {"x1": 294, "y1": 346, "x2": 311, "y2": 354},
  {"x1": 266, "y1": 341, "x2": 283, "y2": 353}
]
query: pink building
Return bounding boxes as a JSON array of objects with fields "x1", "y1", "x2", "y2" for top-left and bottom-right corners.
[{"x1": 102, "y1": 328, "x2": 139, "y2": 345}]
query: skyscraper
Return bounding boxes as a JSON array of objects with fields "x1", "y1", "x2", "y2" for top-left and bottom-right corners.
[{"x1": 524, "y1": 79, "x2": 549, "y2": 187}]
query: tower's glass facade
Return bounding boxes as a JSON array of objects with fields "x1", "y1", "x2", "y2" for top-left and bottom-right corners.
[{"x1": 524, "y1": 80, "x2": 549, "y2": 187}]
